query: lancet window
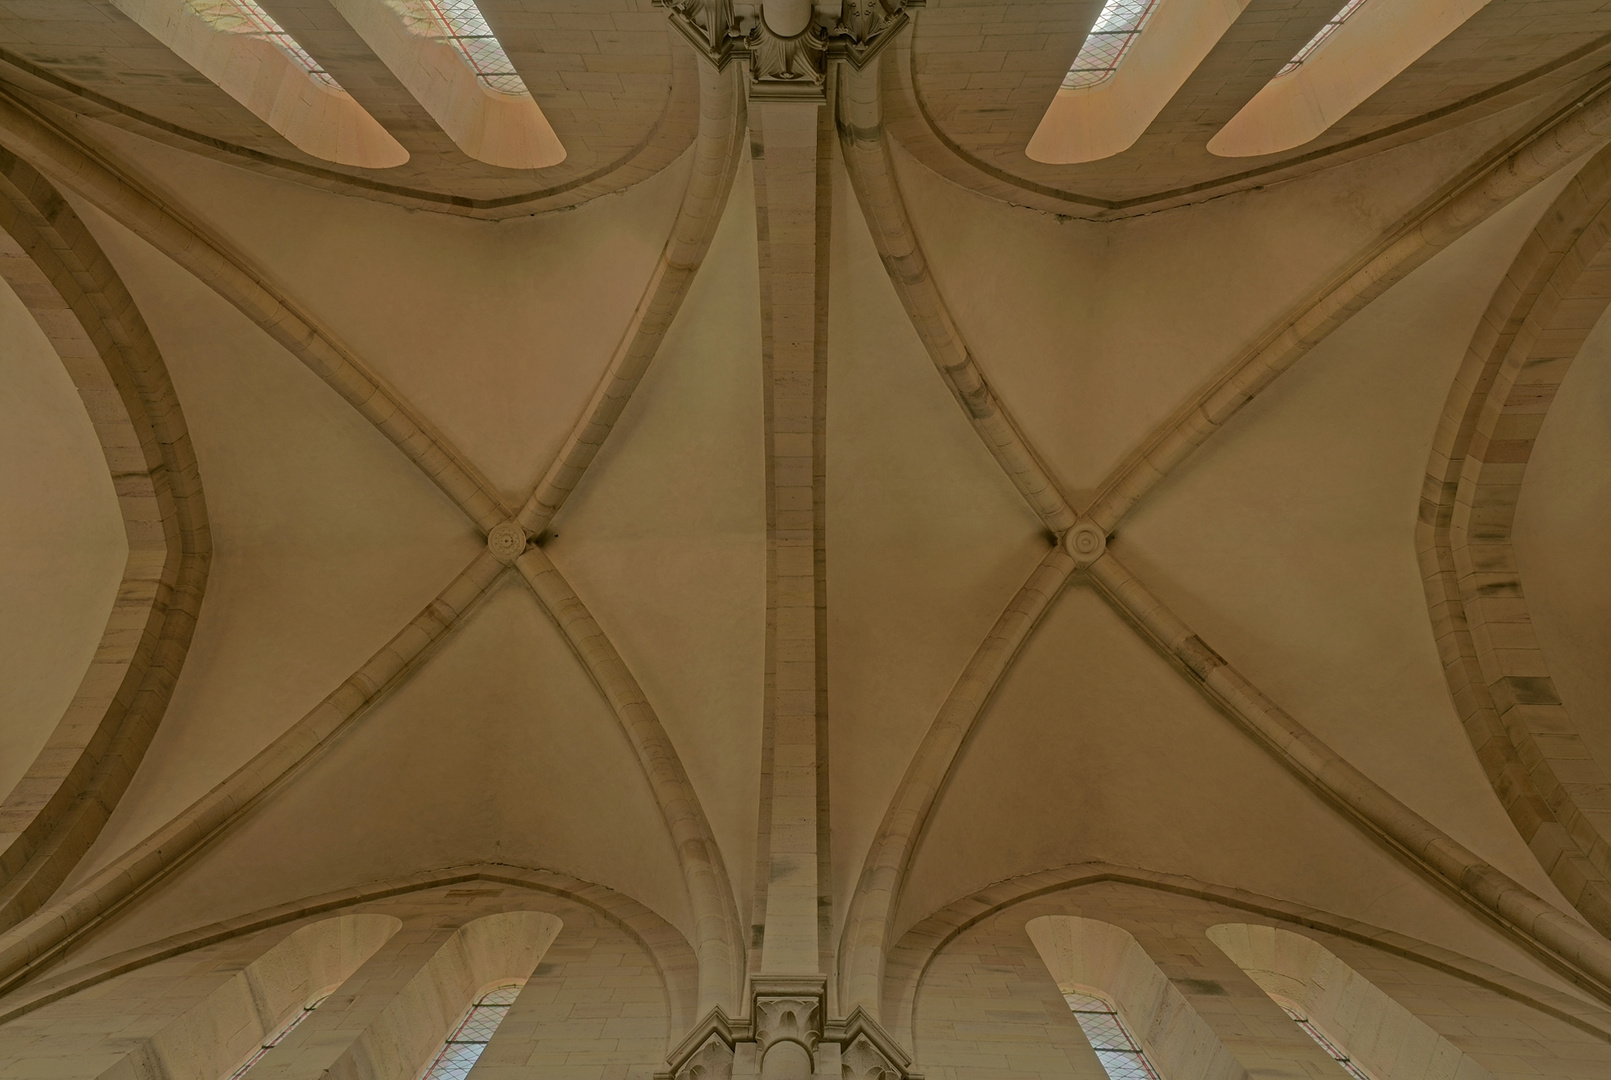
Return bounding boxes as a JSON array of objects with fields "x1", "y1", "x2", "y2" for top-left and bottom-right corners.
[
  {"x1": 420, "y1": 1, "x2": 527, "y2": 95},
  {"x1": 1062, "y1": 0, "x2": 1162, "y2": 89},
  {"x1": 1062, "y1": 991, "x2": 1161, "y2": 1080},
  {"x1": 419, "y1": 983, "x2": 524, "y2": 1080},
  {"x1": 1281, "y1": 1006, "x2": 1370, "y2": 1080},
  {"x1": 191, "y1": 1, "x2": 338, "y2": 86},
  {"x1": 227, "y1": 995, "x2": 328, "y2": 1080},
  {"x1": 1277, "y1": 0, "x2": 1367, "y2": 75}
]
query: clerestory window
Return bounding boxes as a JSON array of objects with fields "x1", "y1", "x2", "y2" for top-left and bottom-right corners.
[
  {"x1": 227, "y1": 995, "x2": 328, "y2": 1080},
  {"x1": 1282, "y1": 1006, "x2": 1371, "y2": 1080},
  {"x1": 1062, "y1": 0, "x2": 1163, "y2": 89},
  {"x1": 189, "y1": 1, "x2": 338, "y2": 87},
  {"x1": 419, "y1": 983, "x2": 524, "y2": 1080},
  {"x1": 1063, "y1": 991, "x2": 1161, "y2": 1080},
  {"x1": 1276, "y1": 0, "x2": 1368, "y2": 75},
  {"x1": 419, "y1": 1, "x2": 527, "y2": 96}
]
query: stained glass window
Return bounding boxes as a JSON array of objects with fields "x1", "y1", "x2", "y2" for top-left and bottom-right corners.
[
  {"x1": 418, "y1": 984, "x2": 523, "y2": 1080},
  {"x1": 1282, "y1": 1007, "x2": 1370, "y2": 1080},
  {"x1": 421, "y1": 1, "x2": 528, "y2": 96},
  {"x1": 227, "y1": 995, "x2": 327, "y2": 1080},
  {"x1": 1277, "y1": 0, "x2": 1368, "y2": 76},
  {"x1": 1063, "y1": 992, "x2": 1161, "y2": 1080},
  {"x1": 1062, "y1": 0, "x2": 1162, "y2": 90},
  {"x1": 189, "y1": 1, "x2": 339, "y2": 87}
]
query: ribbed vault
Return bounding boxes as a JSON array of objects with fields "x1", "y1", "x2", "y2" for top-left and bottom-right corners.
[{"x1": 4, "y1": 5, "x2": 1611, "y2": 1080}]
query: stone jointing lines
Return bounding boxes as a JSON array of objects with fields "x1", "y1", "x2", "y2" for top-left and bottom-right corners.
[
  {"x1": 832, "y1": 51, "x2": 1611, "y2": 1018},
  {"x1": 0, "y1": 152, "x2": 209, "y2": 938},
  {"x1": 0, "y1": 64, "x2": 751, "y2": 1010},
  {"x1": 1419, "y1": 142, "x2": 1611, "y2": 942}
]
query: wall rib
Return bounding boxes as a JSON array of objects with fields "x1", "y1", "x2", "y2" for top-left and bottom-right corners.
[
  {"x1": 1419, "y1": 141, "x2": 1611, "y2": 938},
  {"x1": 0, "y1": 552, "x2": 506, "y2": 995},
  {"x1": 0, "y1": 89, "x2": 509, "y2": 534},
  {"x1": 1085, "y1": 550, "x2": 1611, "y2": 1003},
  {"x1": 0, "y1": 151, "x2": 209, "y2": 936}
]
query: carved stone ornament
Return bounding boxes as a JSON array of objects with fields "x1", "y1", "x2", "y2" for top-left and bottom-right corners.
[
  {"x1": 677, "y1": 1034, "x2": 736, "y2": 1080},
  {"x1": 840, "y1": 1035, "x2": 898, "y2": 1080},
  {"x1": 486, "y1": 520, "x2": 529, "y2": 564},
  {"x1": 754, "y1": 993, "x2": 824, "y2": 1056},
  {"x1": 748, "y1": 17, "x2": 830, "y2": 97},
  {"x1": 1063, "y1": 520, "x2": 1107, "y2": 566},
  {"x1": 660, "y1": 0, "x2": 914, "y2": 96}
]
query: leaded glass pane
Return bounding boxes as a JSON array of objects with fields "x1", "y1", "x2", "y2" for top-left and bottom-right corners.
[
  {"x1": 423, "y1": 1041, "x2": 486, "y2": 1080},
  {"x1": 1277, "y1": 0, "x2": 1369, "y2": 75},
  {"x1": 1061, "y1": 0, "x2": 1161, "y2": 89},
  {"x1": 1282, "y1": 1007, "x2": 1371, "y2": 1080},
  {"x1": 1094, "y1": 1050, "x2": 1158, "y2": 1080},
  {"x1": 189, "y1": 0, "x2": 339, "y2": 86},
  {"x1": 1062, "y1": 992, "x2": 1161, "y2": 1080},
  {"x1": 422, "y1": 0, "x2": 528, "y2": 95}
]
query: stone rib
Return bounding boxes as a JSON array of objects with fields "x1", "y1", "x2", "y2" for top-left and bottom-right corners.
[
  {"x1": 518, "y1": 62, "x2": 747, "y2": 536},
  {"x1": 0, "y1": 151, "x2": 210, "y2": 935},
  {"x1": 0, "y1": 552, "x2": 506, "y2": 994},
  {"x1": 513, "y1": 546, "x2": 744, "y2": 1014},
  {"x1": 833, "y1": 61, "x2": 1076, "y2": 537},
  {"x1": 1420, "y1": 141, "x2": 1611, "y2": 938},
  {"x1": 1086, "y1": 550, "x2": 1611, "y2": 1002},
  {"x1": 0, "y1": 89, "x2": 509, "y2": 534},
  {"x1": 1087, "y1": 79, "x2": 1611, "y2": 533},
  {"x1": 837, "y1": 545, "x2": 1075, "y2": 1016}
]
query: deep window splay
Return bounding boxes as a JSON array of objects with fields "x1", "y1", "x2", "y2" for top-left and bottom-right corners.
[
  {"x1": 419, "y1": 983, "x2": 523, "y2": 1080},
  {"x1": 190, "y1": 1, "x2": 338, "y2": 87},
  {"x1": 421, "y1": 0, "x2": 527, "y2": 96},
  {"x1": 1062, "y1": 0, "x2": 1162, "y2": 89},
  {"x1": 227, "y1": 995, "x2": 327, "y2": 1080},
  {"x1": 1282, "y1": 1007, "x2": 1370, "y2": 1080},
  {"x1": 1063, "y1": 992, "x2": 1160, "y2": 1080},
  {"x1": 1277, "y1": 0, "x2": 1368, "y2": 75}
]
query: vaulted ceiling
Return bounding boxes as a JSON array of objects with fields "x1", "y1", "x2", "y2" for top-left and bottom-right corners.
[{"x1": 3, "y1": 0, "x2": 1611, "y2": 1028}]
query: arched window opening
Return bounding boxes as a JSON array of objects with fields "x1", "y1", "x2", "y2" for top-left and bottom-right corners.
[
  {"x1": 419, "y1": 983, "x2": 524, "y2": 1080},
  {"x1": 227, "y1": 994, "x2": 330, "y2": 1080},
  {"x1": 191, "y1": 1, "x2": 338, "y2": 87},
  {"x1": 419, "y1": 0, "x2": 526, "y2": 96},
  {"x1": 1276, "y1": 0, "x2": 1367, "y2": 76},
  {"x1": 1280, "y1": 1005, "x2": 1369, "y2": 1080},
  {"x1": 1063, "y1": 0, "x2": 1163, "y2": 89},
  {"x1": 1062, "y1": 991, "x2": 1161, "y2": 1080}
]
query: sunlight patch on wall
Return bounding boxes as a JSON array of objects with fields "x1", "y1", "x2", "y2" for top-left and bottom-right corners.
[
  {"x1": 1026, "y1": 0, "x2": 1252, "y2": 165},
  {"x1": 113, "y1": 0, "x2": 409, "y2": 167},
  {"x1": 1207, "y1": 0, "x2": 1493, "y2": 158}
]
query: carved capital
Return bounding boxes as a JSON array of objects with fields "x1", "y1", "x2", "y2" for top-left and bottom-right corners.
[
  {"x1": 659, "y1": 0, "x2": 912, "y2": 92},
  {"x1": 747, "y1": 17, "x2": 829, "y2": 100},
  {"x1": 679, "y1": 1034, "x2": 736, "y2": 1080},
  {"x1": 840, "y1": 1035, "x2": 898, "y2": 1080},
  {"x1": 754, "y1": 993, "x2": 823, "y2": 1056}
]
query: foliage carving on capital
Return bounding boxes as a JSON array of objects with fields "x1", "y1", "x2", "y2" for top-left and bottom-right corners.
[
  {"x1": 677, "y1": 1034, "x2": 736, "y2": 1080},
  {"x1": 754, "y1": 994, "x2": 824, "y2": 1056},
  {"x1": 841, "y1": 1035, "x2": 899, "y2": 1080},
  {"x1": 660, "y1": 0, "x2": 911, "y2": 90}
]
